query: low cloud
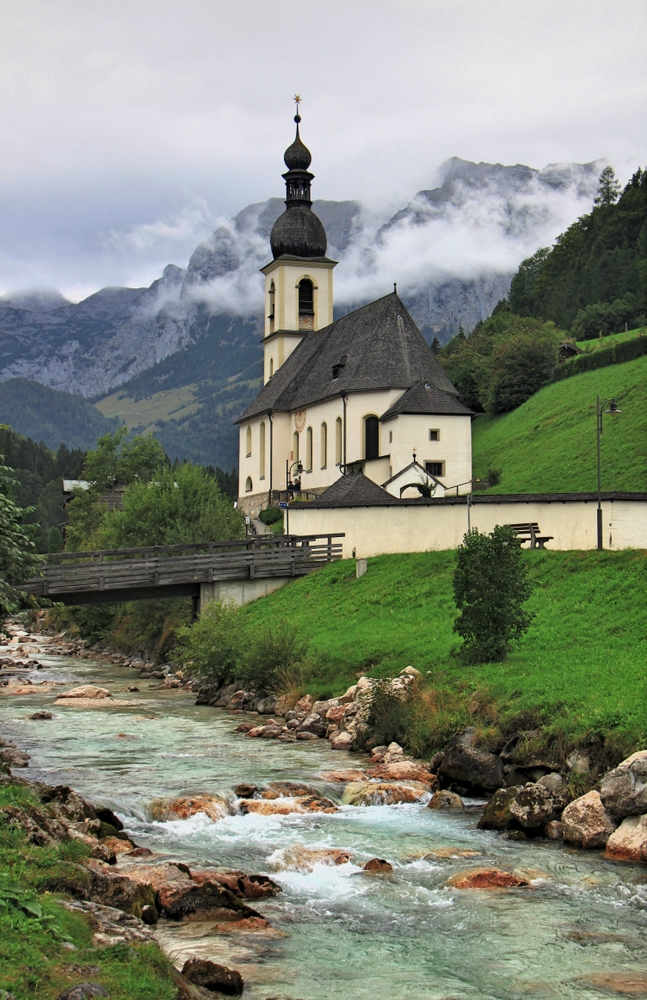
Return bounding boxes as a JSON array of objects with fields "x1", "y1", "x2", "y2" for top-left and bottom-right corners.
[{"x1": 107, "y1": 197, "x2": 214, "y2": 254}]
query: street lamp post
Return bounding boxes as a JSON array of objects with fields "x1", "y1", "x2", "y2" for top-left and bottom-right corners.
[{"x1": 596, "y1": 395, "x2": 622, "y2": 551}]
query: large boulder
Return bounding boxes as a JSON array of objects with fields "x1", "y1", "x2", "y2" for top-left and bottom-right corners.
[
  {"x1": 477, "y1": 787, "x2": 522, "y2": 831},
  {"x1": 182, "y1": 958, "x2": 243, "y2": 996},
  {"x1": 149, "y1": 795, "x2": 230, "y2": 823},
  {"x1": 428, "y1": 790, "x2": 463, "y2": 810},
  {"x1": 562, "y1": 790, "x2": 617, "y2": 849},
  {"x1": 268, "y1": 844, "x2": 353, "y2": 872},
  {"x1": 439, "y1": 743, "x2": 504, "y2": 792},
  {"x1": 341, "y1": 780, "x2": 428, "y2": 806},
  {"x1": 369, "y1": 760, "x2": 437, "y2": 788},
  {"x1": 330, "y1": 731, "x2": 354, "y2": 751},
  {"x1": 600, "y1": 750, "x2": 647, "y2": 818},
  {"x1": 509, "y1": 783, "x2": 564, "y2": 830},
  {"x1": 58, "y1": 685, "x2": 112, "y2": 699},
  {"x1": 447, "y1": 869, "x2": 530, "y2": 890},
  {"x1": 604, "y1": 815, "x2": 647, "y2": 864}
]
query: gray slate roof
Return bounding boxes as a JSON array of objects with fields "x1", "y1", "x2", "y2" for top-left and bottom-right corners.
[
  {"x1": 380, "y1": 378, "x2": 472, "y2": 420},
  {"x1": 291, "y1": 479, "x2": 647, "y2": 509},
  {"x1": 236, "y1": 292, "x2": 459, "y2": 423}
]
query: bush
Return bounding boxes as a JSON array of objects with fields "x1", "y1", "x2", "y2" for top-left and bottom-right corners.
[
  {"x1": 453, "y1": 525, "x2": 534, "y2": 663},
  {"x1": 258, "y1": 506, "x2": 283, "y2": 525},
  {"x1": 571, "y1": 294, "x2": 640, "y2": 341},
  {"x1": 484, "y1": 328, "x2": 559, "y2": 415},
  {"x1": 175, "y1": 600, "x2": 243, "y2": 688},
  {"x1": 552, "y1": 332, "x2": 647, "y2": 381},
  {"x1": 236, "y1": 619, "x2": 307, "y2": 693}
]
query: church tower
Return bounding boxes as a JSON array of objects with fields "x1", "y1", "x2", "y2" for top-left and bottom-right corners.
[{"x1": 260, "y1": 101, "x2": 336, "y2": 384}]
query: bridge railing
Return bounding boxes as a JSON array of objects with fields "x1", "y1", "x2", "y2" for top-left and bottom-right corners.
[{"x1": 22, "y1": 534, "x2": 345, "y2": 598}]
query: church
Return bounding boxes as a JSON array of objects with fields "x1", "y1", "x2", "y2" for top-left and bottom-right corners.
[{"x1": 236, "y1": 109, "x2": 473, "y2": 515}]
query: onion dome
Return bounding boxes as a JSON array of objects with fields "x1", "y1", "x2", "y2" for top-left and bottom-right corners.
[
  {"x1": 270, "y1": 103, "x2": 328, "y2": 260},
  {"x1": 284, "y1": 119, "x2": 312, "y2": 171}
]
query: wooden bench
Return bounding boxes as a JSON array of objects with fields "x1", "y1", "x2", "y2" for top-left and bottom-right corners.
[{"x1": 508, "y1": 522, "x2": 553, "y2": 549}]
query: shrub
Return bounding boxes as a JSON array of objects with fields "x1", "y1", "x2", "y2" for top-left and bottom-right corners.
[
  {"x1": 258, "y1": 506, "x2": 283, "y2": 525},
  {"x1": 175, "y1": 600, "x2": 243, "y2": 687},
  {"x1": 552, "y1": 332, "x2": 647, "y2": 381},
  {"x1": 236, "y1": 619, "x2": 307, "y2": 693},
  {"x1": 453, "y1": 525, "x2": 534, "y2": 663}
]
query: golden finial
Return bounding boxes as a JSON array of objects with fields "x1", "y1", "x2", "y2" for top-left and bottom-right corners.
[{"x1": 293, "y1": 94, "x2": 302, "y2": 125}]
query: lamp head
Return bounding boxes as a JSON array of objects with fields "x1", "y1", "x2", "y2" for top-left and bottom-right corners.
[{"x1": 606, "y1": 399, "x2": 622, "y2": 415}]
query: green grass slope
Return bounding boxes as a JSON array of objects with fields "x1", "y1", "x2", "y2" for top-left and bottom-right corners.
[
  {"x1": 472, "y1": 354, "x2": 647, "y2": 493},
  {"x1": 242, "y1": 550, "x2": 647, "y2": 754}
]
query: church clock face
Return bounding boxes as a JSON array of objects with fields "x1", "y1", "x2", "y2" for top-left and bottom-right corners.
[{"x1": 294, "y1": 410, "x2": 307, "y2": 433}]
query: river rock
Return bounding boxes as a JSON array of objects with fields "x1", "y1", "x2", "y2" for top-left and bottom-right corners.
[
  {"x1": 0, "y1": 747, "x2": 30, "y2": 767},
  {"x1": 182, "y1": 958, "x2": 243, "y2": 996},
  {"x1": 330, "y1": 731, "x2": 354, "y2": 751},
  {"x1": 423, "y1": 847, "x2": 482, "y2": 861},
  {"x1": 234, "y1": 783, "x2": 257, "y2": 798},
  {"x1": 296, "y1": 731, "x2": 319, "y2": 741},
  {"x1": 40, "y1": 784, "x2": 96, "y2": 823},
  {"x1": 439, "y1": 742, "x2": 504, "y2": 792},
  {"x1": 114, "y1": 861, "x2": 261, "y2": 921},
  {"x1": 509, "y1": 783, "x2": 563, "y2": 830},
  {"x1": 545, "y1": 820, "x2": 565, "y2": 839},
  {"x1": 29, "y1": 710, "x2": 53, "y2": 720},
  {"x1": 255, "y1": 695, "x2": 277, "y2": 714},
  {"x1": 562, "y1": 790, "x2": 617, "y2": 849},
  {"x1": 101, "y1": 835, "x2": 135, "y2": 855},
  {"x1": 63, "y1": 898, "x2": 155, "y2": 944},
  {"x1": 298, "y1": 713, "x2": 327, "y2": 737},
  {"x1": 239, "y1": 795, "x2": 337, "y2": 816},
  {"x1": 369, "y1": 760, "x2": 437, "y2": 788},
  {"x1": 341, "y1": 781, "x2": 428, "y2": 806},
  {"x1": 149, "y1": 795, "x2": 230, "y2": 823},
  {"x1": 262, "y1": 780, "x2": 322, "y2": 798},
  {"x1": 448, "y1": 869, "x2": 530, "y2": 890},
  {"x1": 60, "y1": 685, "x2": 112, "y2": 699},
  {"x1": 318, "y1": 769, "x2": 369, "y2": 783},
  {"x1": 268, "y1": 844, "x2": 353, "y2": 872},
  {"x1": 191, "y1": 870, "x2": 281, "y2": 899},
  {"x1": 428, "y1": 789, "x2": 464, "y2": 810},
  {"x1": 600, "y1": 750, "x2": 647, "y2": 818},
  {"x1": 604, "y1": 815, "x2": 647, "y2": 864},
  {"x1": 84, "y1": 860, "x2": 157, "y2": 917},
  {"x1": 477, "y1": 787, "x2": 522, "y2": 831},
  {"x1": 55, "y1": 985, "x2": 108, "y2": 1000},
  {"x1": 566, "y1": 750, "x2": 590, "y2": 775},
  {"x1": 312, "y1": 697, "x2": 340, "y2": 716},
  {"x1": 295, "y1": 694, "x2": 313, "y2": 713},
  {"x1": 538, "y1": 772, "x2": 565, "y2": 794},
  {"x1": 578, "y1": 973, "x2": 647, "y2": 996},
  {"x1": 362, "y1": 858, "x2": 393, "y2": 873}
]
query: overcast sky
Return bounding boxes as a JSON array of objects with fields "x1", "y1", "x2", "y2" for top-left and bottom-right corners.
[{"x1": 0, "y1": 0, "x2": 645, "y2": 300}]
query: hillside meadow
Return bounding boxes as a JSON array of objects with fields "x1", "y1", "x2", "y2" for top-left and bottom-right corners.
[
  {"x1": 472, "y1": 354, "x2": 647, "y2": 493},
  {"x1": 240, "y1": 549, "x2": 647, "y2": 757}
]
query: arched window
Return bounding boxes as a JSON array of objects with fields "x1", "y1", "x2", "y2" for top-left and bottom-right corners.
[
  {"x1": 292, "y1": 431, "x2": 299, "y2": 463},
  {"x1": 245, "y1": 426, "x2": 252, "y2": 458},
  {"x1": 320, "y1": 422, "x2": 327, "y2": 469},
  {"x1": 365, "y1": 416, "x2": 379, "y2": 461},
  {"x1": 269, "y1": 357, "x2": 274, "y2": 377},
  {"x1": 306, "y1": 426, "x2": 313, "y2": 471},
  {"x1": 335, "y1": 417, "x2": 342, "y2": 465},
  {"x1": 259, "y1": 421, "x2": 266, "y2": 479},
  {"x1": 245, "y1": 476, "x2": 253, "y2": 493},
  {"x1": 298, "y1": 278, "x2": 314, "y2": 330}
]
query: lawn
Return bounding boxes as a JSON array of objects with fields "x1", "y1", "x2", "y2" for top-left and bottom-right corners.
[
  {"x1": 471, "y1": 354, "x2": 647, "y2": 493},
  {"x1": 241, "y1": 549, "x2": 647, "y2": 756}
]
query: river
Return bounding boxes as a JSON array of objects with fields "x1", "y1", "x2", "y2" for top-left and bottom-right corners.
[{"x1": 2, "y1": 651, "x2": 646, "y2": 1000}]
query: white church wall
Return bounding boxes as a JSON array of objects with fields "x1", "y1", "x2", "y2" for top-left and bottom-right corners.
[
  {"x1": 288, "y1": 498, "x2": 647, "y2": 557},
  {"x1": 386, "y1": 413, "x2": 472, "y2": 493}
]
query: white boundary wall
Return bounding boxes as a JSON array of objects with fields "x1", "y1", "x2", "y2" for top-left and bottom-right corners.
[{"x1": 289, "y1": 498, "x2": 647, "y2": 558}]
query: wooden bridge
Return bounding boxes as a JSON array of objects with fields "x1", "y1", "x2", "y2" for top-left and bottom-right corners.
[{"x1": 22, "y1": 534, "x2": 344, "y2": 611}]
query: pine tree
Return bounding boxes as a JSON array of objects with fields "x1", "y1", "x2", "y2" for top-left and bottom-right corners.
[{"x1": 594, "y1": 166, "x2": 621, "y2": 207}]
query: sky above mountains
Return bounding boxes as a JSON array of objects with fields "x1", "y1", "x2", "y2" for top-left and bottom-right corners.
[{"x1": 0, "y1": 0, "x2": 645, "y2": 301}]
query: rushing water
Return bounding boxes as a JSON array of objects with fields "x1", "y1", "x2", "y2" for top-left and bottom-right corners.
[{"x1": 2, "y1": 653, "x2": 647, "y2": 1000}]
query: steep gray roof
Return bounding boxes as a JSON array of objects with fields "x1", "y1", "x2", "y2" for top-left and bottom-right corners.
[
  {"x1": 299, "y1": 472, "x2": 396, "y2": 507},
  {"x1": 236, "y1": 292, "x2": 458, "y2": 423},
  {"x1": 380, "y1": 378, "x2": 473, "y2": 420}
]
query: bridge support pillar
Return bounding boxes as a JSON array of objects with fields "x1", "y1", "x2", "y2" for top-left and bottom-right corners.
[{"x1": 199, "y1": 576, "x2": 289, "y2": 612}]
